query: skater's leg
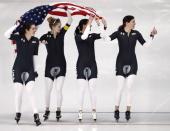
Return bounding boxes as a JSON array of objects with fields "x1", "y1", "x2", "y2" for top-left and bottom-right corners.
[
  {"x1": 43, "y1": 77, "x2": 53, "y2": 121},
  {"x1": 78, "y1": 79, "x2": 87, "y2": 111},
  {"x1": 54, "y1": 76, "x2": 65, "y2": 120},
  {"x1": 124, "y1": 74, "x2": 136, "y2": 121},
  {"x1": 25, "y1": 81, "x2": 38, "y2": 114},
  {"x1": 77, "y1": 79, "x2": 87, "y2": 121},
  {"x1": 54, "y1": 76, "x2": 65, "y2": 110},
  {"x1": 25, "y1": 81, "x2": 41, "y2": 125},
  {"x1": 125, "y1": 75, "x2": 136, "y2": 111},
  {"x1": 14, "y1": 82, "x2": 23, "y2": 123},
  {"x1": 88, "y1": 78, "x2": 97, "y2": 110},
  {"x1": 89, "y1": 78, "x2": 97, "y2": 120},
  {"x1": 44, "y1": 77, "x2": 53, "y2": 111},
  {"x1": 14, "y1": 82, "x2": 24, "y2": 113},
  {"x1": 114, "y1": 76, "x2": 125, "y2": 121},
  {"x1": 115, "y1": 76, "x2": 126, "y2": 110}
]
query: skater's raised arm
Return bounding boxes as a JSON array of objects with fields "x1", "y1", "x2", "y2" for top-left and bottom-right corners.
[
  {"x1": 65, "y1": 7, "x2": 73, "y2": 25},
  {"x1": 4, "y1": 20, "x2": 20, "y2": 58},
  {"x1": 4, "y1": 20, "x2": 20, "y2": 39},
  {"x1": 81, "y1": 15, "x2": 94, "y2": 40},
  {"x1": 94, "y1": 17, "x2": 108, "y2": 39}
]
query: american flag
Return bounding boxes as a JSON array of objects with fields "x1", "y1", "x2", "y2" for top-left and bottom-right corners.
[
  {"x1": 13, "y1": 5, "x2": 56, "y2": 33},
  {"x1": 49, "y1": 2, "x2": 102, "y2": 19},
  {"x1": 11, "y1": 2, "x2": 105, "y2": 47},
  {"x1": 13, "y1": 2, "x2": 103, "y2": 33}
]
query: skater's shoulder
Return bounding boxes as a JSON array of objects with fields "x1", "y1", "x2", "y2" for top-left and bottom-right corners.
[
  {"x1": 31, "y1": 36, "x2": 39, "y2": 42},
  {"x1": 132, "y1": 30, "x2": 141, "y2": 34}
]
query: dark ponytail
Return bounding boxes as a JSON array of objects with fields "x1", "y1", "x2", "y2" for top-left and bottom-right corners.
[
  {"x1": 75, "y1": 19, "x2": 88, "y2": 35},
  {"x1": 118, "y1": 15, "x2": 134, "y2": 31},
  {"x1": 19, "y1": 22, "x2": 35, "y2": 36}
]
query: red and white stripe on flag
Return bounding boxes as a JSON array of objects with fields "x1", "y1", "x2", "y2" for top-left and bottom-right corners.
[{"x1": 49, "y1": 2, "x2": 102, "y2": 19}]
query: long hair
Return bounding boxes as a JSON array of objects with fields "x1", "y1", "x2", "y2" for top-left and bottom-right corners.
[
  {"x1": 118, "y1": 15, "x2": 134, "y2": 31},
  {"x1": 47, "y1": 16, "x2": 61, "y2": 30},
  {"x1": 19, "y1": 22, "x2": 35, "y2": 36},
  {"x1": 75, "y1": 19, "x2": 88, "y2": 35}
]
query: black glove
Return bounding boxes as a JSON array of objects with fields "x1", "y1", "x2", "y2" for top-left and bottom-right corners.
[
  {"x1": 34, "y1": 72, "x2": 38, "y2": 78},
  {"x1": 104, "y1": 26, "x2": 107, "y2": 30}
]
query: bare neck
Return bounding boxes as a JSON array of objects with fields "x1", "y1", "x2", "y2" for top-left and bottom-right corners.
[
  {"x1": 25, "y1": 33, "x2": 32, "y2": 41},
  {"x1": 124, "y1": 27, "x2": 132, "y2": 33},
  {"x1": 51, "y1": 30, "x2": 58, "y2": 38}
]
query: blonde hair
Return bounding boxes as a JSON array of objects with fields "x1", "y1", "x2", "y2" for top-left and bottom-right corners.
[{"x1": 47, "y1": 16, "x2": 61, "y2": 29}]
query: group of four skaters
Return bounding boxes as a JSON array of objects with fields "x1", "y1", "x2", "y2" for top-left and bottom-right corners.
[{"x1": 4, "y1": 8, "x2": 158, "y2": 126}]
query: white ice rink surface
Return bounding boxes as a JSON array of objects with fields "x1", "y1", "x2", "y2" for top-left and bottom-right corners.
[{"x1": 0, "y1": 0, "x2": 170, "y2": 130}]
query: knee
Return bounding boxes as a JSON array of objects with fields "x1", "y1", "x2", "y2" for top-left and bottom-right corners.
[
  {"x1": 15, "y1": 92, "x2": 22, "y2": 98},
  {"x1": 89, "y1": 85, "x2": 95, "y2": 92},
  {"x1": 56, "y1": 87, "x2": 62, "y2": 93},
  {"x1": 46, "y1": 85, "x2": 53, "y2": 93},
  {"x1": 126, "y1": 85, "x2": 133, "y2": 92},
  {"x1": 116, "y1": 86, "x2": 124, "y2": 93},
  {"x1": 79, "y1": 86, "x2": 86, "y2": 94}
]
